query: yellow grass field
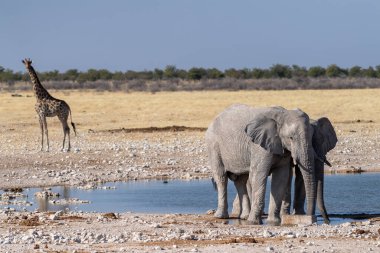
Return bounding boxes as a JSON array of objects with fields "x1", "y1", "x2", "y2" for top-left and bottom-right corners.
[{"x1": 0, "y1": 89, "x2": 379, "y2": 133}]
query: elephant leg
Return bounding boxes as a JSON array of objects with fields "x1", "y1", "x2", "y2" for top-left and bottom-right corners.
[
  {"x1": 230, "y1": 194, "x2": 241, "y2": 218},
  {"x1": 214, "y1": 177, "x2": 228, "y2": 218},
  {"x1": 248, "y1": 160, "x2": 271, "y2": 225},
  {"x1": 268, "y1": 163, "x2": 290, "y2": 226},
  {"x1": 210, "y1": 149, "x2": 229, "y2": 219},
  {"x1": 293, "y1": 165, "x2": 306, "y2": 214},
  {"x1": 231, "y1": 174, "x2": 250, "y2": 219},
  {"x1": 281, "y1": 164, "x2": 293, "y2": 217}
]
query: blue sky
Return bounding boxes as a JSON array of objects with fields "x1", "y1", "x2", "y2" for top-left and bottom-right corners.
[{"x1": 1, "y1": 0, "x2": 380, "y2": 72}]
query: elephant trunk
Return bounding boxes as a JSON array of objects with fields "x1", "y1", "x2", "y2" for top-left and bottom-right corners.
[
  {"x1": 297, "y1": 145, "x2": 316, "y2": 216},
  {"x1": 315, "y1": 159, "x2": 330, "y2": 224}
]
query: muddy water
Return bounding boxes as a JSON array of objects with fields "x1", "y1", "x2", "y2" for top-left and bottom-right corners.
[{"x1": 1, "y1": 173, "x2": 380, "y2": 221}]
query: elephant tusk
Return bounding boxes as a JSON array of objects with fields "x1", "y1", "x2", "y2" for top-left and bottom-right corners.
[
  {"x1": 324, "y1": 159, "x2": 332, "y2": 167},
  {"x1": 314, "y1": 152, "x2": 332, "y2": 167},
  {"x1": 313, "y1": 151, "x2": 326, "y2": 165}
]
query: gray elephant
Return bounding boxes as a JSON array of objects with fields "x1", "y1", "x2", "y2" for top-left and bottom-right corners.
[
  {"x1": 206, "y1": 104, "x2": 316, "y2": 225},
  {"x1": 230, "y1": 117, "x2": 337, "y2": 224}
]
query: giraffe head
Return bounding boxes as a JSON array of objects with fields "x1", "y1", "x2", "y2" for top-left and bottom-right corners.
[{"x1": 22, "y1": 58, "x2": 33, "y2": 68}]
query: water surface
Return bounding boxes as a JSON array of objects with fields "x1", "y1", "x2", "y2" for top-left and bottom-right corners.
[{"x1": 1, "y1": 173, "x2": 380, "y2": 220}]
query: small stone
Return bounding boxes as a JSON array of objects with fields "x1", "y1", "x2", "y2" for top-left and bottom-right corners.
[
  {"x1": 263, "y1": 230, "x2": 273, "y2": 238},
  {"x1": 50, "y1": 210, "x2": 64, "y2": 220},
  {"x1": 266, "y1": 246, "x2": 274, "y2": 251},
  {"x1": 341, "y1": 222, "x2": 352, "y2": 227},
  {"x1": 151, "y1": 223, "x2": 162, "y2": 228}
]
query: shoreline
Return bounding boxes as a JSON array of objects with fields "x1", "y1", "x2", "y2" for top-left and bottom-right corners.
[{"x1": 1, "y1": 167, "x2": 380, "y2": 191}]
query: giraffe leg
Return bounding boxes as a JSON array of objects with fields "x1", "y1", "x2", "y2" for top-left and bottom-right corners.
[
  {"x1": 38, "y1": 116, "x2": 44, "y2": 152},
  {"x1": 42, "y1": 117, "x2": 49, "y2": 152},
  {"x1": 59, "y1": 117, "x2": 70, "y2": 152}
]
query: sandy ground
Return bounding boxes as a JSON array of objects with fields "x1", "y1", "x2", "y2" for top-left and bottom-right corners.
[{"x1": 1, "y1": 122, "x2": 380, "y2": 252}]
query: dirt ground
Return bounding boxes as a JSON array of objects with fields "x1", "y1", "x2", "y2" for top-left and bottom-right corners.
[
  {"x1": 1, "y1": 122, "x2": 380, "y2": 252},
  {"x1": 1, "y1": 90, "x2": 380, "y2": 252}
]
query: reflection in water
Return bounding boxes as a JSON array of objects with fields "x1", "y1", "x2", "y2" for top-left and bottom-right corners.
[{"x1": 35, "y1": 191, "x2": 48, "y2": 212}]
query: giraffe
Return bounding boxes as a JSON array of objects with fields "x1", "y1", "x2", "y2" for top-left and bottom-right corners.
[{"x1": 22, "y1": 58, "x2": 76, "y2": 152}]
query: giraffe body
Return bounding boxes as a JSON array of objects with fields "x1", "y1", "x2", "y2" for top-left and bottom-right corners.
[{"x1": 22, "y1": 58, "x2": 76, "y2": 152}]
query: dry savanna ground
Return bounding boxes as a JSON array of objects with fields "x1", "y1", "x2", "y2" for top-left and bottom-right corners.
[
  {"x1": 1, "y1": 89, "x2": 380, "y2": 129},
  {"x1": 1, "y1": 89, "x2": 380, "y2": 252}
]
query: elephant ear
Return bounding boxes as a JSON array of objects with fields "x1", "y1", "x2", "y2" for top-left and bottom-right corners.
[
  {"x1": 245, "y1": 116, "x2": 283, "y2": 155},
  {"x1": 312, "y1": 117, "x2": 338, "y2": 155}
]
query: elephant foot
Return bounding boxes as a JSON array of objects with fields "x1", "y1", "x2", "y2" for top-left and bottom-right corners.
[
  {"x1": 240, "y1": 210, "x2": 250, "y2": 220},
  {"x1": 214, "y1": 209, "x2": 229, "y2": 219},
  {"x1": 280, "y1": 208, "x2": 290, "y2": 217},
  {"x1": 229, "y1": 211, "x2": 240, "y2": 219},
  {"x1": 294, "y1": 209, "x2": 306, "y2": 215},
  {"x1": 247, "y1": 214, "x2": 262, "y2": 225},
  {"x1": 267, "y1": 217, "x2": 281, "y2": 226}
]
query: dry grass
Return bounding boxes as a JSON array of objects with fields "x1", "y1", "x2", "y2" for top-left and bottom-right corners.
[{"x1": 1, "y1": 89, "x2": 379, "y2": 135}]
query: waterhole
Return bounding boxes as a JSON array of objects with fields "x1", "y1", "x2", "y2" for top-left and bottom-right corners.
[{"x1": 1, "y1": 173, "x2": 380, "y2": 224}]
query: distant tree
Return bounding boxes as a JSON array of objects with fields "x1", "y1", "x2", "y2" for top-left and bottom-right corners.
[
  {"x1": 86, "y1": 69, "x2": 100, "y2": 81},
  {"x1": 363, "y1": 67, "x2": 377, "y2": 78},
  {"x1": 188, "y1": 67, "x2": 207, "y2": 80},
  {"x1": 206, "y1": 68, "x2": 224, "y2": 79},
  {"x1": 326, "y1": 64, "x2": 347, "y2": 78},
  {"x1": 163, "y1": 65, "x2": 178, "y2": 79},
  {"x1": 0, "y1": 66, "x2": 4, "y2": 73},
  {"x1": 125, "y1": 70, "x2": 139, "y2": 80},
  {"x1": 0, "y1": 69, "x2": 16, "y2": 84},
  {"x1": 138, "y1": 70, "x2": 154, "y2": 80},
  {"x1": 375, "y1": 65, "x2": 380, "y2": 78},
  {"x1": 225, "y1": 68, "x2": 242, "y2": 79},
  {"x1": 41, "y1": 70, "x2": 60, "y2": 81},
  {"x1": 153, "y1": 68, "x2": 164, "y2": 80},
  {"x1": 112, "y1": 71, "x2": 125, "y2": 81},
  {"x1": 63, "y1": 69, "x2": 79, "y2": 81},
  {"x1": 308, "y1": 66, "x2": 326, "y2": 78},
  {"x1": 292, "y1": 65, "x2": 308, "y2": 78},
  {"x1": 176, "y1": 69, "x2": 188, "y2": 79},
  {"x1": 270, "y1": 64, "x2": 292, "y2": 78},
  {"x1": 348, "y1": 66, "x2": 362, "y2": 77},
  {"x1": 252, "y1": 68, "x2": 265, "y2": 79},
  {"x1": 98, "y1": 69, "x2": 112, "y2": 80},
  {"x1": 240, "y1": 68, "x2": 252, "y2": 79},
  {"x1": 76, "y1": 73, "x2": 89, "y2": 84}
]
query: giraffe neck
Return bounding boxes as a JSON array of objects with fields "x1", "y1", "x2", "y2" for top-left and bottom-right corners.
[{"x1": 26, "y1": 66, "x2": 53, "y2": 100}]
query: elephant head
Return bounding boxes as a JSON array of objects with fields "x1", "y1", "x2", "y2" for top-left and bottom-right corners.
[{"x1": 245, "y1": 108, "x2": 317, "y2": 216}]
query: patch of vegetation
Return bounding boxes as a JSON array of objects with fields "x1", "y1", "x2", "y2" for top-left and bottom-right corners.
[{"x1": 2, "y1": 64, "x2": 380, "y2": 92}]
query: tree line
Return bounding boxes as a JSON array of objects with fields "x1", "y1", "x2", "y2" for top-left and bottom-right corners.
[{"x1": 2, "y1": 64, "x2": 380, "y2": 85}]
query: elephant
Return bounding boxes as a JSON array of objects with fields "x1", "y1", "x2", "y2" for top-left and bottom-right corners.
[
  {"x1": 230, "y1": 117, "x2": 337, "y2": 224},
  {"x1": 206, "y1": 104, "x2": 317, "y2": 225}
]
